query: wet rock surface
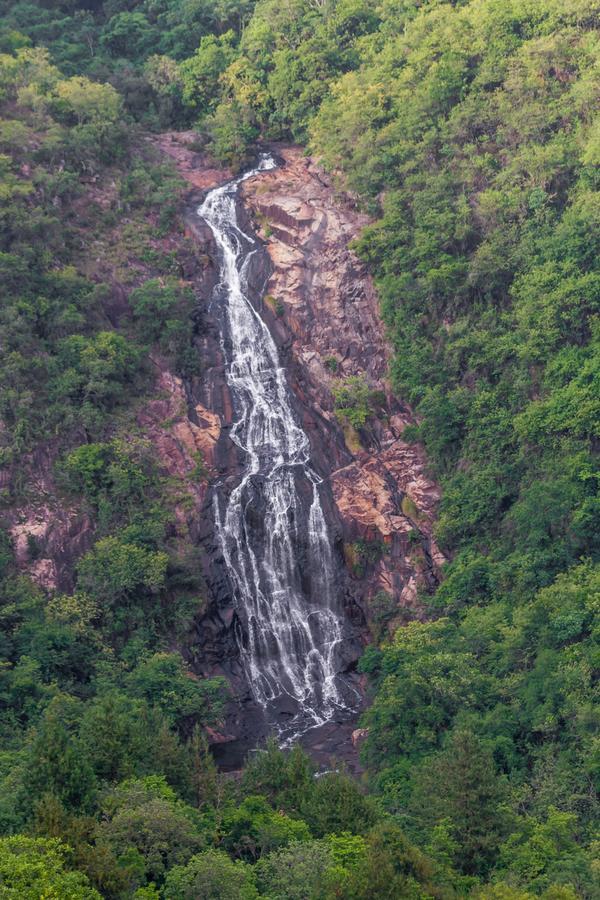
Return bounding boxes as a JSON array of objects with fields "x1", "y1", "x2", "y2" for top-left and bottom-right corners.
[
  {"x1": 241, "y1": 148, "x2": 445, "y2": 619},
  {"x1": 162, "y1": 140, "x2": 445, "y2": 766},
  {"x1": 181, "y1": 167, "x2": 366, "y2": 758}
]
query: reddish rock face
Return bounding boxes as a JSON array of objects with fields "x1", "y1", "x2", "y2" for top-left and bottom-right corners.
[
  {"x1": 241, "y1": 148, "x2": 445, "y2": 625},
  {"x1": 137, "y1": 363, "x2": 221, "y2": 526},
  {"x1": 151, "y1": 131, "x2": 234, "y2": 190},
  {"x1": 9, "y1": 501, "x2": 94, "y2": 593}
]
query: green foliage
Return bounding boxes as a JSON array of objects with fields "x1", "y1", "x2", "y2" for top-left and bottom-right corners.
[
  {"x1": 76, "y1": 695, "x2": 195, "y2": 793},
  {"x1": 0, "y1": 528, "x2": 12, "y2": 579},
  {"x1": 205, "y1": 99, "x2": 260, "y2": 170},
  {"x1": 126, "y1": 653, "x2": 227, "y2": 729},
  {"x1": 241, "y1": 737, "x2": 314, "y2": 808},
  {"x1": 345, "y1": 539, "x2": 387, "y2": 578},
  {"x1": 221, "y1": 795, "x2": 310, "y2": 862},
  {"x1": 0, "y1": 49, "x2": 147, "y2": 471},
  {"x1": 120, "y1": 161, "x2": 187, "y2": 232},
  {"x1": 359, "y1": 619, "x2": 486, "y2": 763},
  {"x1": 77, "y1": 535, "x2": 168, "y2": 638},
  {"x1": 24, "y1": 696, "x2": 98, "y2": 815},
  {"x1": 254, "y1": 839, "x2": 334, "y2": 899},
  {"x1": 99, "y1": 777, "x2": 205, "y2": 888},
  {"x1": 0, "y1": 835, "x2": 101, "y2": 899},
  {"x1": 359, "y1": 561, "x2": 599, "y2": 881},
  {"x1": 332, "y1": 374, "x2": 377, "y2": 429},
  {"x1": 164, "y1": 849, "x2": 258, "y2": 900},
  {"x1": 60, "y1": 439, "x2": 160, "y2": 532},
  {"x1": 241, "y1": 739, "x2": 379, "y2": 838},
  {"x1": 179, "y1": 32, "x2": 237, "y2": 115},
  {"x1": 130, "y1": 277, "x2": 198, "y2": 372},
  {"x1": 495, "y1": 807, "x2": 596, "y2": 896},
  {"x1": 348, "y1": 819, "x2": 443, "y2": 900},
  {"x1": 410, "y1": 730, "x2": 510, "y2": 877},
  {"x1": 299, "y1": 771, "x2": 379, "y2": 839},
  {"x1": 310, "y1": 0, "x2": 600, "y2": 594},
  {"x1": 0, "y1": 0, "x2": 256, "y2": 125}
]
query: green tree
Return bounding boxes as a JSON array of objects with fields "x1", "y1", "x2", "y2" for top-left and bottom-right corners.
[
  {"x1": 221, "y1": 795, "x2": 310, "y2": 862},
  {"x1": 0, "y1": 836, "x2": 101, "y2": 899},
  {"x1": 164, "y1": 849, "x2": 258, "y2": 900},
  {"x1": 51, "y1": 77, "x2": 122, "y2": 125},
  {"x1": 76, "y1": 535, "x2": 168, "y2": 639},
  {"x1": 206, "y1": 99, "x2": 259, "y2": 169},
  {"x1": 298, "y1": 770, "x2": 379, "y2": 837},
  {"x1": 411, "y1": 730, "x2": 510, "y2": 877},
  {"x1": 179, "y1": 32, "x2": 237, "y2": 115},
  {"x1": 100, "y1": 12, "x2": 157, "y2": 60},
  {"x1": 129, "y1": 276, "x2": 196, "y2": 366},
  {"x1": 347, "y1": 820, "x2": 440, "y2": 900},
  {"x1": 127, "y1": 652, "x2": 227, "y2": 729},
  {"x1": 98, "y1": 777, "x2": 205, "y2": 888},
  {"x1": 496, "y1": 808, "x2": 596, "y2": 896},
  {"x1": 241, "y1": 738, "x2": 314, "y2": 810},
  {"x1": 24, "y1": 697, "x2": 97, "y2": 815},
  {"x1": 77, "y1": 694, "x2": 193, "y2": 793},
  {"x1": 254, "y1": 840, "x2": 334, "y2": 900}
]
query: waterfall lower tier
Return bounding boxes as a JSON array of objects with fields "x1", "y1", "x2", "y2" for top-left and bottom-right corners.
[{"x1": 198, "y1": 156, "x2": 357, "y2": 740}]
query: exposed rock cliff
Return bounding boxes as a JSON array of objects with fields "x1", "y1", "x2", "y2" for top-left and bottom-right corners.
[
  {"x1": 241, "y1": 148, "x2": 445, "y2": 626},
  {"x1": 145, "y1": 136, "x2": 446, "y2": 765}
]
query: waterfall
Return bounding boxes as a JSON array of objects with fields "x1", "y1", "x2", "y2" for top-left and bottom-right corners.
[{"x1": 198, "y1": 156, "x2": 353, "y2": 739}]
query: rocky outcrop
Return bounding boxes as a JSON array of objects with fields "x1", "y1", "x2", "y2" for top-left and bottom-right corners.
[
  {"x1": 137, "y1": 361, "x2": 221, "y2": 530},
  {"x1": 9, "y1": 499, "x2": 94, "y2": 593},
  {"x1": 241, "y1": 149, "x2": 445, "y2": 625},
  {"x1": 151, "y1": 132, "x2": 233, "y2": 190},
  {"x1": 150, "y1": 137, "x2": 445, "y2": 696}
]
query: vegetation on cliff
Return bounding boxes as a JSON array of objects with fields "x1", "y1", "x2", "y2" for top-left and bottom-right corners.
[{"x1": 0, "y1": 0, "x2": 599, "y2": 897}]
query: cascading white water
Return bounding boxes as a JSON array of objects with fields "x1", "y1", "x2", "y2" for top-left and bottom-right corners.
[{"x1": 199, "y1": 156, "x2": 352, "y2": 738}]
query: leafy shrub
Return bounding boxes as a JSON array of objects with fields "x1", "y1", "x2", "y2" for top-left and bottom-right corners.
[
  {"x1": 130, "y1": 277, "x2": 196, "y2": 368},
  {"x1": 164, "y1": 849, "x2": 258, "y2": 900},
  {"x1": 0, "y1": 835, "x2": 101, "y2": 899},
  {"x1": 331, "y1": 375, "x2": 374, "y2": 429}
]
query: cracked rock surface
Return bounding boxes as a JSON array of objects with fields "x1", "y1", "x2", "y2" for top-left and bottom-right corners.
[{"x1": 242, "y1": 147, "x2": 446, "y2": 620}]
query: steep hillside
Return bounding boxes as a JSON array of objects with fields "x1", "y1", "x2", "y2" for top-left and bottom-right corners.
[
  {"x1": 0, "y1": 45, "x2": 231, "y2": 867},
  {"x1": 0, "y1": 50, "x2": 448, "y2": 899},
  {"x1": 0, "y1": 1, "x2": 598, "y2": 898}
]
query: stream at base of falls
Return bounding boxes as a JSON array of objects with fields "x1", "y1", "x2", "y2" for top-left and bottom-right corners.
[{"x1": 198, "y1": 155, "x2": 359, "y2": 743}]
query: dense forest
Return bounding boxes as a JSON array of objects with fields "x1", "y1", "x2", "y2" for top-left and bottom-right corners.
[{"x1": 0, "y1": 0, "x2": 598, "y2": 897}]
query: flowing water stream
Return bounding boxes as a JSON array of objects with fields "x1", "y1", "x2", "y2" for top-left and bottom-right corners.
[{"x1": 198, "y1": 156, "x2": 354, "y2": 740}]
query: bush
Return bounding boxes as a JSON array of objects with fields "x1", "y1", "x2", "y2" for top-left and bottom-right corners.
[
  {"x1": 0, "y1": 836, "x2": 101, "y2": 899},
  {"x1": 331, "y1": 375, "x2": 374, "y2": 429},
  {"x1": 164, "y1": 849, "x2": 258, "y2": 900},
  {"x1": 130, "y1": 277, "x2": 196, "y2": 367},
  {"x1": 221, "y1": 795, "x2": 310, "y2": 862}
]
